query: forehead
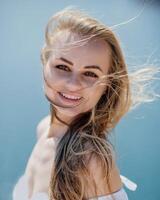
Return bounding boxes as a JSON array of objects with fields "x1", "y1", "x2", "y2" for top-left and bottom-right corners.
[{"x1": 50, "y1": 32, "x2": 111, "y2": 72}]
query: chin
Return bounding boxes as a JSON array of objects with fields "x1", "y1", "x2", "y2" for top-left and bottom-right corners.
[{"x1": 57, "y1": 108, "x2": 81, "y2": 118}]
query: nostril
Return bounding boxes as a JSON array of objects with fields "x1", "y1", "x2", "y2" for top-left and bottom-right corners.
[{"x1": 65, "y1": 81, "x2": 82, "y2": 91}]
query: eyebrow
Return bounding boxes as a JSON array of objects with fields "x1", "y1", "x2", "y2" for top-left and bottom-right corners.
[{"x1": 58, "y1": 57, "x2": 103, "y2": 73}]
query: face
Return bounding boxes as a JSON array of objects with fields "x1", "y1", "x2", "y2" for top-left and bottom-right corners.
[{"x1": 43, "y1": 33, "x2": 111, "y2": 122}]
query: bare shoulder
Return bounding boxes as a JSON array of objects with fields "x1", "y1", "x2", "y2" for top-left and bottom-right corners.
[
  {"x1": 36, "y1": 114, "x2": 51, "y2": 139},
  {"x1": 82, "y1": 154, "x2": 123, "y2": 198}
]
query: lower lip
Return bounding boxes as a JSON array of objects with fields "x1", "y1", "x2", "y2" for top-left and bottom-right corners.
[{"x1": 58, "y1": 92, "x2": 82, "y2": 104}]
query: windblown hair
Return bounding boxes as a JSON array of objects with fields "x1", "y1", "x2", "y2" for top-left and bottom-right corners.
[{"x1": 40, "y1": 6, "x2": 160, "y2": 200}]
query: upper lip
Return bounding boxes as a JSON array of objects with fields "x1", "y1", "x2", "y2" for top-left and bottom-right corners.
[{"x1": 59, "y1": 92, "x2": 82, "y2": 98}]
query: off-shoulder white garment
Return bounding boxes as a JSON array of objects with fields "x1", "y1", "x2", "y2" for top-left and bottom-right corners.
[{"x1": 12, "y1": 173, "x2": 137, "y2": 200}]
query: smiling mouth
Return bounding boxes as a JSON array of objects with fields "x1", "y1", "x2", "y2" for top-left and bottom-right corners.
[{"x1": 58, "y1": 92, "x2": 83, "y2": 104}]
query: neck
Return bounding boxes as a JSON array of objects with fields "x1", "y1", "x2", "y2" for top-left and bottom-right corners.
[{"x1": 47, "y1": 112, "x2": 71, "y2": 139}]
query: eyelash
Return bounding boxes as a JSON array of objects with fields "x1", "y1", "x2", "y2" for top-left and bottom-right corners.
[{"x1": 54, "y1": 65, "x2": 99, "y2": 78}]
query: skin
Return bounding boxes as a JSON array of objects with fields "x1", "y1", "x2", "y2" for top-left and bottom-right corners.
[
  {"x1": 25, "y1": 34, "x2": 123, "y2": 198},
  {"x1": 43, "y1": 34, "x2": 111, "y2": 138}
]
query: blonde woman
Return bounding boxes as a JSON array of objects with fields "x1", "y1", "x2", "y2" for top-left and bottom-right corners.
[{"x1": 13, "y1": 6, "x2": 160, "y2": 200}]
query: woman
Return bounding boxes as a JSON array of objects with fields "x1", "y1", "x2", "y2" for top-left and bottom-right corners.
[{"x1": 13, "y1": 6, "x2": 160, "y2": 200}]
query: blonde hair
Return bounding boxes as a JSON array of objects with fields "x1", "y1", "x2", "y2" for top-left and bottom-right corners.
[{"x1": 40, "y1": 6, "x2": 160, "y2": 200}]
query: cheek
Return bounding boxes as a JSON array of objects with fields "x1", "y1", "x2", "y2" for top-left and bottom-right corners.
[
  {"x1": 43, "y1": 74, "x2": 66, "y2": 92},
  {"x1": 43, "y1": 82, "x2": 54, "y2": 97},
  {"x1": 85, "y1": 86, "x2": 104, "y2": 107}
]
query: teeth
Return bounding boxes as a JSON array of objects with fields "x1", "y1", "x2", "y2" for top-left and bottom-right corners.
[{"x1": 60, "y1": 92, "x2": 81, "y2": 100}]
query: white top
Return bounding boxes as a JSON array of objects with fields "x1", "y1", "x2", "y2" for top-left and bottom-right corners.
[{"x1": 12, "y1": 173, "x2": 137, "y2": 200}]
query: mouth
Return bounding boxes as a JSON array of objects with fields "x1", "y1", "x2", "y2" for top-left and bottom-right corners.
[{"x1": 58, "y1": 92, "x2": 83, "y2": 105}]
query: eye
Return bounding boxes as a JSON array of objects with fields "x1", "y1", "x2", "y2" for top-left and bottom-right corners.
[
  {"x1": 55, "y1": 65, "x2": 70, "y2": 71},
  {"x1": 84, "y1": 71, "x2": 98, "y2": 78}
]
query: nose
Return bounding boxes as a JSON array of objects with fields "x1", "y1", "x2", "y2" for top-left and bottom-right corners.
[{"x1": 65, "y1": 75, "x2": 83, "y2": 92}]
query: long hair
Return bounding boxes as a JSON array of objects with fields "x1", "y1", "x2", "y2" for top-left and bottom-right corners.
[{"x1": 40, "y1": 6, "x2": 160, "y2": 200}]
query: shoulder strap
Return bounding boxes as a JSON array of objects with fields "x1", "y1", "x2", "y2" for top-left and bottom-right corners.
[{"x1": 120, "y1": 174, "x2": 137, "y2": 191}]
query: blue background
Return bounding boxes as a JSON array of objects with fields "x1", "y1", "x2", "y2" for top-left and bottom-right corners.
[{"x1": 0, "y1": 1, "x2": 160, "y2": 199}]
